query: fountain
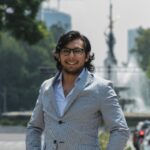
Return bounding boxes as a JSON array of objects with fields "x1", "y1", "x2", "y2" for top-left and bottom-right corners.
[
  {"x1": 116, "y1": 52, "x2": 150, "y2": 112},
  {"x1": 96, "y1": 0, "x2": 150, "y2": 113}
]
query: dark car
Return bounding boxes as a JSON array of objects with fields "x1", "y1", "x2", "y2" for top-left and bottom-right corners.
[
  {"x1": 133, "y1": 120, "x2": 150, "y2": 150},
  {"x1": 140, "y1": 127, "x2": 150, "y2": 150}
]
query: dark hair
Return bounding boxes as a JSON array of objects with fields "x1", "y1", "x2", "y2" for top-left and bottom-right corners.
[{"x1": 54, "y1": 30, "x2": 95, "y2": 72}]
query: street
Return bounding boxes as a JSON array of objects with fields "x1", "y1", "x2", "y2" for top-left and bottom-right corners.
[
  {"x1": 0, "y1": 126, "x2": 25, "y2": 150},
  {"x1": 0, "y1": 133, "x2": 25, "y2": 150}
]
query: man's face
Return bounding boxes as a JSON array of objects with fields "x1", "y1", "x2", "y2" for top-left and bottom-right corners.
[{"x1": 58, "y1": 38, "x2": 89, "y2": 75}]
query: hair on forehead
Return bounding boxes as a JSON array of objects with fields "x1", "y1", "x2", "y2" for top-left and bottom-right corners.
[{"x1": 56, "y1": 30, "x2": 91, "y2": 53}]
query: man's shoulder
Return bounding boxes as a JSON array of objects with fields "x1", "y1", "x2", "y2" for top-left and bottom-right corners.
[{"x1": 41, "y1": 76, "x2": 55, "y2": 89}]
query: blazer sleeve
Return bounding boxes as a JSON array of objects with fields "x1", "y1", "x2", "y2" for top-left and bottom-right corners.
[
  {"x1": 26, "y1": 85, "x2": 44, "y2": 150},
  {"x1": 100, "y1": 81, "x2": 130, "y2": 150}
]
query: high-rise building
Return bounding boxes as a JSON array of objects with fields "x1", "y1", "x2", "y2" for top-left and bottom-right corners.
[
  {"x1": 37, "y1": 7, "x2": 72, "y2": 31},
  {"x1": 127, "y1": 29, "x2": 139, "y2": 61}
]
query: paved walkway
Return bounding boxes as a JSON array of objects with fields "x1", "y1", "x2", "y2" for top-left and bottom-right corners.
[
  {"x1": 0, "y1": 133, "x2": 25, "y2": 150},
  {"x1": 0, "y1": 126, "x2": 25, "y2": 150}
]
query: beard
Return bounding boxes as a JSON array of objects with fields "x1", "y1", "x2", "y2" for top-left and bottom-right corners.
[{"x1": 62, "y1": 65, "x2": 84, "y2": 76}]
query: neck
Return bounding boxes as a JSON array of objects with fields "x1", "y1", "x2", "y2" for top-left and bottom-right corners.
[
  {"x1": 61, "y1": 67, "x2": 84, "y2": 84},
  {"x1": 62, "y1": 72, "x2": 78, "y2": 85},
  {"x1": 61, "y1": 72, "x2": 79, "y2": 97}
]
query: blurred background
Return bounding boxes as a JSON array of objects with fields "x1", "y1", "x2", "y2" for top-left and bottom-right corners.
[{"x1": 0, "y1": 0, "x2": 150, "y2": 149}]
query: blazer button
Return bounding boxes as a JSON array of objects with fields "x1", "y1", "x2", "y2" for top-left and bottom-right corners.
[
  {"x1": 53, "y1": 140, "x2": 57, "y2": 144},
  {"x1": 58, "y1": 120, "x2": 63, "y2": 124}
]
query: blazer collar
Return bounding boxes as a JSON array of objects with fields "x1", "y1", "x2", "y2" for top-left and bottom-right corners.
[
  {"x1": 43, "y1": 72, "x2": 61, "y2": 117},
  {"x1": 44, "y1": 69, "x2": 94, "y2": 118}
]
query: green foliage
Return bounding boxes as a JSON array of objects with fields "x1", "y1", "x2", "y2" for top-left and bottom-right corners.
[
  {"x1": 0, "y1": 32, "x2": 28, "y2": 110},
  {"x1": 147, "y1": 59, "x2": 150, "y2": 78},
  {"x1": 99, "y1": 131, "x2": 132, "y2": 150},
  {"x1": 133, "y1": 27, "x2": 150, "y2": 78},
  {"x1": 0, "y1": 31, "x2": 56, "y2": 111},
  {"x1": 0, "y1": 0, "x2": 48, "y2": 44},
  {"x1": 49, "y1": 24, "x2": 66, "y2": 42},
  {"x1": 0, "y1": 118, "x2": 28, "y2": 126},
  {"x1": 99, "y1": 132, "x2": 109, "y2": 150}
]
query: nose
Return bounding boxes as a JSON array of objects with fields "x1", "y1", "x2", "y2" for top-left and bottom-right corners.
[{"x1": 69, "y1": 50, "x2": 75, "y2": 57}]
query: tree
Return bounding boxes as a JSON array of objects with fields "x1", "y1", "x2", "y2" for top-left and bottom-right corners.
[
  {"x1": 49, "y1": 24, "x2": 66, "y2": 42},
  {"x1": 0, "y1": 31, "x2": 56, "y2": 111},
  {"x1": 0, "y1": 32, "x2": 28, "y2": 111},
  {"x1": 0, "y1": 0, "x2": 47, "y2": 44},
  {"x1": 133, "y1": 27, "x2": 150, "y2": 78}
]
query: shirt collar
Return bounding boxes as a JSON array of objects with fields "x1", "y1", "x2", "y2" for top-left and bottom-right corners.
[
  {"x1": 76, "y1": 68, "x2": 86, "y2": 82},
  {"x1": 56, "y1": 68, "x2": 87, "y2": 84}
]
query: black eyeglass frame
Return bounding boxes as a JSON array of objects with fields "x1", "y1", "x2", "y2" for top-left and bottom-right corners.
[{"x1": 60, "y1": 48, "x2": 85, "y2": 56}]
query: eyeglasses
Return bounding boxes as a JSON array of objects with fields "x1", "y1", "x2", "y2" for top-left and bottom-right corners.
[{"x1": 60, "y1": 48, "x2": 84, "y2": 56}]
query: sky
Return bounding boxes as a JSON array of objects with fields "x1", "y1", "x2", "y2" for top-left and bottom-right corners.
[{"x1": 49, "y1": 0, "x2": 150, "y2": 67}]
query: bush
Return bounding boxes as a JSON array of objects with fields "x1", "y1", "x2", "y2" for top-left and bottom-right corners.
[
  {"x1": 0, "y1": 118, "x2": 28, "y2": 126},
  {"x1": 99, "y1": 131, "x2": 132, "y2": 150}
]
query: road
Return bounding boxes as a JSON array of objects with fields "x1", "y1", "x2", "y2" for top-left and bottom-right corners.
[
  {"x1": 0, "y1": 133, "x2": 25, "y2": 150},
  {"x1": 0, "y1": 126, "x2": 25, "y2": 150}
]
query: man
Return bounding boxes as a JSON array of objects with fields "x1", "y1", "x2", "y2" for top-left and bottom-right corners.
[{"x1": 26, "y1": 30, "x2": 129, "y2": 150}]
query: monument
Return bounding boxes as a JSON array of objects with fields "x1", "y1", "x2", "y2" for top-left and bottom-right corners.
[
  {"x1": 103, "y1": 0, "x2": 135, "y2": 111},
  {"x1": 104, "y1": 0, "x2": 117, "y2": 81}
]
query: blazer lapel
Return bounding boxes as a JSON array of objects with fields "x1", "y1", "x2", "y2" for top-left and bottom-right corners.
[
  {"x1": 44, "y1": 73, "x2": 60, "y2": 117},
  {"x1": 63, "y1": 71, "x2": 94, "y2": 116},
  {"x1": 49, "y1": 86, "x2": 60, "y2": 116}
]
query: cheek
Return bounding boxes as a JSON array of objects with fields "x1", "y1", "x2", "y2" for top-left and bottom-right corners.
[
  {"x1": 79, "y1": 58, "x2": 87, "y2": 66},
  {"x1": 59, "y1": 56, "x2": 64, "y2": 62}
]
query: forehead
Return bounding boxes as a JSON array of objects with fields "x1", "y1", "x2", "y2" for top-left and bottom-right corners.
[{"x1": 65, "y1": 38, "x2": 84, "y2": 48}]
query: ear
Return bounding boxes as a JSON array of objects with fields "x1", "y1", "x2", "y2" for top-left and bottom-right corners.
[
  {"x1": 54, "y1": 53, "x2": 60, "y2": 61},
  {"x1": 85, "y1": 53, "x2": 90, "y2": 62}
]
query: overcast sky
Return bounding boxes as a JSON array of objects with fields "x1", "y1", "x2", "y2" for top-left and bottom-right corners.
[{"x1": 49, "y1": 0, "x2": 150, "y2": 67}]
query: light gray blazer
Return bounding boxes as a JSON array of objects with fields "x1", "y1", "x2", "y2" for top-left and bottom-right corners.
[{"x1": 26, "y1": 71, "x2": 129, "y2": 150}]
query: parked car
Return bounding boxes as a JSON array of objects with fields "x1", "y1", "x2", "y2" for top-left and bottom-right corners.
[
  {"x1": 133, "y1": 120, "x2": 150, "y2": 150},
  {"x1": 140, "y1": 127, "x2": 150, "y2": 150}
]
